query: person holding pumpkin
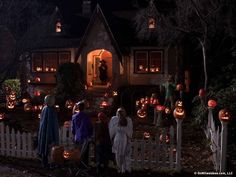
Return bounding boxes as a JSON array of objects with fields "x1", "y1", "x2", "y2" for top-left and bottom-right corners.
[
  {"x1": 72, "y1": 101, "x2": 93, "y2": 166},
  {"x1": 37, "y1": 95, "x2": 59, "y2": 169},
  {"x1": 95, "y1": 112, "x2": 112, "y2": 177},
  {"x1": 108, "y1": 107, "x2": 133, "y2": 174}
]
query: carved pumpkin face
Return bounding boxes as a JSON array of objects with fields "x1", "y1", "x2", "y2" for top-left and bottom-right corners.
[
  {"x1": 22, "y1": 98, "x2": 30, "y2": 104},
  {"x1": 143, "y1": 131, "x2": 151, "y2": 139},
  {"x1": 137, "y1": 109, "x2": 147, "y2": 118},
  {"x1": 63, "y1": 149, "x2": 73, "y2": 159},
  {"x1": 24, "y1": 103, "x2": 32, "y2": 112},
  {"x1": 159, "y1": 134, "x2": 170, "y2": 143},
  {"x1": 208, "y1": 99, "x2": 217, "y2": 108},
  {"x1": 175, "y1": 100, "x2": 183, "y2": 108},
  {"x1": 8, "y1": 91, "x2": 16, "y2": 101},
  {"x1": 218, "y1": 109, "x2": 230, "y2": 122},
  {"x1": 6, "y1": 101, "x2": 15, "y2": 110},
  {"x1": 173, "y1": 107, "x2": 185, "y2": 119},
  {"x1": 165, "y1": 107, "x2": 171, "y2": 114},
  {"x1": 65, "y1": 100, "x2": 74, "y2": 109},
  {"x1": 176, "y1": 84, "x2": 183, "y2": 91}
]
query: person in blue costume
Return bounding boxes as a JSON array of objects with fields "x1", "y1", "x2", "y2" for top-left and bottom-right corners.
[
  {"x1": 37, "y1": 95, "x2": 59, "y2": 168},
  {"x1": 72, "y1": 101, "x2": 93, "y2": 166}
]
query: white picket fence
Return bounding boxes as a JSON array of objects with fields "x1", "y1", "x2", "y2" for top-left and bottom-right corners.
[
  {"x1": 0, "y1": 122, "x2": 178, "y2": 170},
  {"x1": 204, "y1": 108, "x2": 227, "y2": 172}
]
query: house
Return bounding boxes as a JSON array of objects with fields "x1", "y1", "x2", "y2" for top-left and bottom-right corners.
[{"x1": 24, "y1": 0, "x2": 180, "y2": 96}]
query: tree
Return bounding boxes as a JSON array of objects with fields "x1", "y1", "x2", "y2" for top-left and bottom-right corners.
[
  {"x1": 134, "y1": 0, "x2": 234, "y2": 91},
  {"x1": 0, "y1": 0, "x2": 51, "y2": 84},
  {"x1": 54, "y1": 62, "x2": 86, "y2": 105}
]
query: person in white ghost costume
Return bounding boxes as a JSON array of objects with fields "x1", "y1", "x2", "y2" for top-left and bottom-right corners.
[{"x1": 109, "y1": 107, "x2": 133, "y2": 173}]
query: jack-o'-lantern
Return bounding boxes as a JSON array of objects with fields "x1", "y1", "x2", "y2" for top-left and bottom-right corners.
[
  {"x1": 199, "y1": 88, "x2": 205, "y2": 97},
  {"x1": 63, "y1": 121, "x2": 71, "y2": 128},
  {"x1": 165, "y1": 107, "x2": 171, "y2": 114},
  {"x1": 159, "y1": 134, "x2": 170, "y2": 143},
  {"x1": 208, "y1": 99, "x2": 217, "y2": 109},
  {"x1": 34, "y1": 77, "x2": 41, "y2": 82},
  {"x1": 176, "y1": 84, "x2": 183, "y2": 91},
  {"x1": 143, "y1": 131, "x2": 151, "y2": 139},
  {"x1": 6, "y1": 101, "x2": 15, "y2": 110},
  {"x1": 51, "y1": 146, "x2": 64, "y2": 164},
  {"x1": 63, "y1": 148, "x2": 80, "y2": 161},
  {"x1": 218, "y1": 109, "x2": 230, "y2": 122},
  {"x1": 175, "y1": 100, "x2": 183, "y2": 108},
  {"x1": 24, "y1": 103, "x2": 32, "y2": 112},
  {"x1": 156, "y1": 105, "x2": 165, "y2": 112},
  {"x1": 137, "y1": 109, "x2": 147, "y2": 118},
  {"x1": 22, "y1": 98, "x2": 30, "y2": 104},
  {"x1": 34, "y1": 90, "x2": 41, "y2": 97},
  {"x1": 173, "y1": 107, "x2": 185, "y2": 119},
  {"x1": 8, "y1": 91, "x2": 16, "y2": 101},
  {"x1": 0, "y1": 113, "x2": 5, "y2": 120},
  {"x1": 65, "y1": 100, "x2": 74, "y2": 109},
  {"x1": 100, "y1": 100, "x2": 109, "y2": 108}
]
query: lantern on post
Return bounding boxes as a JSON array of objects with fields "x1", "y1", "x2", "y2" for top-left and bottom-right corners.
[{"x1": 208, "y1": 99, "x2": 217, "y2": 109}]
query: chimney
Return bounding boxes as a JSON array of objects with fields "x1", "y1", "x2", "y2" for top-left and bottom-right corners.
[{"x1": 82, "y1": 0, "x2": 91, "y2": 15}]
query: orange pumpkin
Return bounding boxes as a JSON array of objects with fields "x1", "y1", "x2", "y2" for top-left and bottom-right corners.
[
  {"x1": 137, "y1": 109, "x2": 147, "y2": 118},
  {"x1": 165, "y1": 107, "x2": 171, "y2": 114},
  {"x1": 24, "y1": 103, "x2": 32, "y2": 112},
  {"x1": 208, "y1": 99, "x2": 217, "y2": 108},
  {"x1": 0, "y1": 113, "x2": 5, "y2": 120},
  {"x1": 173, "y1": 107, "x2": 185, "y2": 119},
  {"x1": 143, "y1": 131, "x2": 151, "y2": 139},
  {"x1": 159, "y1": 134, "x2": 170, "y2": 143},
  {"x1": 63, "y1": 148, "x2": 80, "y2": 161},
  {"x1": 218, "y1": 109, "x2": 230, "y2": 122},
  {"x1": 175, "y1": 100, "x2": 183, "y2": 108}
]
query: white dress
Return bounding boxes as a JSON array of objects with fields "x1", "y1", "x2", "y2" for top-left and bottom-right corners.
[{"x1": 109, "y1": 116, "x2": 133, "y2": 173}]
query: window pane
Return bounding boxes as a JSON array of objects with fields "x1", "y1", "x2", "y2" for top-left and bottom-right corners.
[
  {"x1": 32, "y1": 53, "x2": 43, "y2": 72},
  {"x1": 44, "y1": 53, "x2": 58, "y2": 72},
  {"x1": 59, "y1": 52, "x2": 71, "y2": 64},
  {"x1": 150, "y1": 51, "x2": 162, "y2": 73},
  {"x1": 135, "y1": 51, "x2": 148, "y2": 73}
]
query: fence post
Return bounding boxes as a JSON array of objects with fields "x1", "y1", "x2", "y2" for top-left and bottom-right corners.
[
  {"x1": 206, "y1": 108, "x2": 213, "y2": 138},
  {"x1": 176, "y1": 118, "x2": 183, "y2": 171},
  {"x1": 220, "y1": 121, "x2": 228, "y2": 172}
]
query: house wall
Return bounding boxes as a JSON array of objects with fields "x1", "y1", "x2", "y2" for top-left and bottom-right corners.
[{"x1": 128, "y1": 47, "x2": 177, "y2": 86}]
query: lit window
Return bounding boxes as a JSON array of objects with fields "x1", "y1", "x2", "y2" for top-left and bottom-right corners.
[
  {"x1": 55, "y1": 21, "x2": 62, "y2": 33},
  {"x1": 148, "y1": 18, "x2": 155, "y2": 29},
  {"x1": 134, "y1": 50, "x2": 163, "y2": 73}
]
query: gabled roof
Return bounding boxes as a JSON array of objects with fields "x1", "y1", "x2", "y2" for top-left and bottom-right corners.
[{"x1": 76, "y1": 4, "x2": 124, "y2": 60}]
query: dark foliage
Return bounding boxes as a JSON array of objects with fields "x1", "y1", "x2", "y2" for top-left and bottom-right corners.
[{"x1": 54, "y1": 62, "x2": 85, "y2": 105}]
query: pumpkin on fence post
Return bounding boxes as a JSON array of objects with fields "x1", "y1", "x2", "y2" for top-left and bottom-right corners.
[
  {"x1": 218, "y1": 109, "x2": 230, "y2": 122},
  {"x1": 208, "y1": 99, "x2": 217, "y2": 109}
]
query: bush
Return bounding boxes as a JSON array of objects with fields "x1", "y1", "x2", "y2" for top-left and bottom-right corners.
[{"x1": 2, "y1": 79, "x2": 21, "y2": 98}]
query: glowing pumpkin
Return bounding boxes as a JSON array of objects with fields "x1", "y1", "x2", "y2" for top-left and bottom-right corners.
[
  {"x1": 8, "y1": 91, "x2": 16, "y2": 101},
  {"x1": 175, "y1": 100, "x2": 183, "y2": 108},
  {"x1": 22, "y1": 98, "x2": 30, "y2": 104},
  {"x1": 176, "y1": 84, "x2": 183, "y2": 91},
  {"x1": 34, "y1": 90, "x2": 41, "y2": 97},
  {"x1": 218, "y1": 109, "x2": 230, "y2": 122},
  {"x1": 65, "y1": 100, "x2": 74, "y2": 109},
  {"x1": 100, "y1": 100, "x2": 109, "y2": 108},
  {"x1": 143, "y1": 131, "x2": 151, "y2": 139},
  {"x1": 173, "y1": 107, "x2": 185, "y2": 119},
  {"x1": 208, "y1": 99, "x2": 217, "y2": 108},
  {"x1": 0, "y1": 113, "x2": 5, "y2": 120},
  {"x1": 24, "y1": 103, "x2": 32, "y2": 112},
  {"x1": 165, "y1": 107, "x2": 171, "y2": 114},
  {"x1": 63, "y1": 148, "x2": 80, "y2": 161},
  {"x1": 6, "y1": 101, "x2": 15, "y2": 110},
  {"x1": 34, "y1": 77, "x2": 41, "y2": 82},
  {"x1": 137, "y1": 109, "x2": 147, "y2": 118},
  {"x1": 159, "y1": 134, "x2": 170, "y2": 143}
]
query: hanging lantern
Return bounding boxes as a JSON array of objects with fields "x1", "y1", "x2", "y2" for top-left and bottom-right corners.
[
  {"x1": 63, "y1": 121, "x2": 71, "y2": 128},
  {"x1": 137, "y1": 109, "x2": 147, "y2": 118},
  {"x1": 34, "y1": 90, "x2": 41, "y2": 97},
  {"x1": 65, "y1": 100, "x2": 74, "y2": 109},
  {"x1": 173, "y1": 107, "x2": 185, "y2": 119},
  {"x1": 175, "y1": 100, "x2": 183, "y2": 108},
  {"x1": 176, "y1": 84, "x2": 183, "y2": 91},
  {"x1": 34, "y1": 77, "x2": 41, "y2": 82},
  {"x1": 156, "y1": 105, "x2": 165, "y2": 112},
  {"x1": 208, "y1": 99, "x2": 217, "y2": 109},
  {"x1": 218, "y1": 109, "x2": 230, "y2": 122},
  {"x1": 24, "y1": 103, "x2": 32, "y2": 112},
  {"x1": 199, "y1": 88, "x2": 205, "y2": 97},
  {"x1": 143, "y1": 131, "x2": 151, "y2": 139}
]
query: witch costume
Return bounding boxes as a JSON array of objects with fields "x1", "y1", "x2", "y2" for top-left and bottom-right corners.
[{"x1": 37, "y1": 95, "x2": 59, "y2": 168}]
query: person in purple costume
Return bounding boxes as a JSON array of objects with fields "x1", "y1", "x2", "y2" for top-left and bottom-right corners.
[{"x1": 72, "y1": 101, "x2": 93, "y2": 166}]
